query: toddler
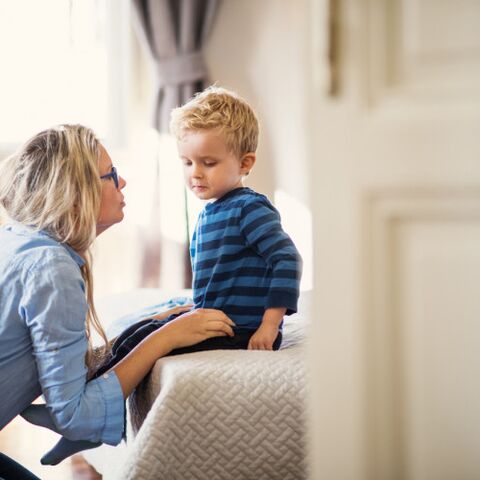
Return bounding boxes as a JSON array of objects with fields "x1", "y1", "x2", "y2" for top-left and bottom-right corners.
[{"x1": 170, "y1": 85, "x2": 302, "y2": 350}]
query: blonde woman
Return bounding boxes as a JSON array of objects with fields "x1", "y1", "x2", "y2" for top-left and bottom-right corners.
[{"x1": 0, "y1": 125, "x2": 234, "y2": 480}]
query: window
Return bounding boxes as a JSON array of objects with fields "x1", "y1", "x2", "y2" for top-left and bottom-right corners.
[{"x1": 0, "y1": 0, "x2": 129, "y2": 147}]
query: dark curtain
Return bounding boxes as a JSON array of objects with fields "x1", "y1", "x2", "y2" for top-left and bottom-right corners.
[
  {"x1": 132, "y1": 0, "x2": 222, "y2": 288},
  {"x1": 132, "y1": 0, "x2": 221, "y2": 132}
]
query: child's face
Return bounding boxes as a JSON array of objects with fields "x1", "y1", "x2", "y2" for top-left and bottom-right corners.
[{"x1": 178, "y1": 129, "x2": 252, "y2": 201}]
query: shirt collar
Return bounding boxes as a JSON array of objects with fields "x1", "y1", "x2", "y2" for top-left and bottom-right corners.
[{"x1": 206, "y1": 187, "x2": 251, "y2": 210}]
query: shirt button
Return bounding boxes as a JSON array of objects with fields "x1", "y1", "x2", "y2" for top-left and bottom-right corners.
[{"x1": 103, "y1": 373, "x2": 109, "y2": 379}]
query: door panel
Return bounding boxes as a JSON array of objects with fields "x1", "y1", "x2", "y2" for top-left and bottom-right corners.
[
  {"x1": 366, "y1": 192, "x2": 480, "y2": 480},
  {"x1": 366, "y1": 0, "x2": 480, "y2": 106},
  {"x1": 400, "y1": 218, "x2": 480, "y2": 480},
  {"x1": 309, "y1": 0, "x2": 480, "y2": 478}
]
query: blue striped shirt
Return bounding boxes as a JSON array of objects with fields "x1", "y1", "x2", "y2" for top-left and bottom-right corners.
[
  {"x1": 0, "y1": 223, "x2": 124, "y2": 443},
  {"x1": 190, "y1": 187, "x2": 302, "y2": 330}
]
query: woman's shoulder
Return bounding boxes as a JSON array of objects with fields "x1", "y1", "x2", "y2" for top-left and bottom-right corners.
[{"x1": 1, "y1": 223, "x2": 83, "y2": 275}]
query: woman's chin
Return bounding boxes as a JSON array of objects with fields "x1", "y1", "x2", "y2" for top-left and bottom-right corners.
[
  {"x1": 96, "y1": 213, "x2": 125, "y2": 236},
  {"x1": 114, "y1": 212, "x2": 125, "y2": 226}
]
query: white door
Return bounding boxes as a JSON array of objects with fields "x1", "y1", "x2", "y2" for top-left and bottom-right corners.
[{"x1": 308, "y1": 1, "x2": 480, "y2": 479}]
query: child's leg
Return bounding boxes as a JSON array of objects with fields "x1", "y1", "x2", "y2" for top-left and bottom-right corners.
[
  {"x1": 93, "y1": 318, "x2": 170, "y2": 378},
  {"x1": 167, "y1": 328, "x2": 283, "y2": 355},
  {"x1": 272, "y1": 331, "x2": 283, "y2": 350},
  {"x1": 20, "y1": 404, "x2": 102, "y2": 465},
  {"x1": 40, "y1": 438, "x2": 101, "y2": 466},
  {"x1": 109, "y1": 318, "x2": 157, "y2": 357},
  {"x1": 21, "y1": 403, "x2": 58, "y2": 431}
]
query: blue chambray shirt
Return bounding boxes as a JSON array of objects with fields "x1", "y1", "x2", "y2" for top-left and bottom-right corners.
[{"x1": 0, "y1": 222, "x2": 124, "y2": 444}]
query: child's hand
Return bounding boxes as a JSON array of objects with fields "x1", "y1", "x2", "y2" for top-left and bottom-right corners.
[
  {"x1": 247, "y1": 322, "x2": 279, "y2": 350},
  {"x1": 150, "y1": 304, "x2": 193, "y2": 321}
]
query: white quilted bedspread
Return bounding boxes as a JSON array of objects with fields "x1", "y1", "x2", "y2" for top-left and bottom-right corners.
[
  {"x1": 85, "y1": 289, "x2": 309, "y2": 480},
  {"x1": 122, "y1": 346, "x2": 307, "y2": 480}
]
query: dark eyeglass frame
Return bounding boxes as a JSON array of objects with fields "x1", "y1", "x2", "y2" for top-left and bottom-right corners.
[{"x1": 100, "y1": 166, "x2": 119, "y2": 189}]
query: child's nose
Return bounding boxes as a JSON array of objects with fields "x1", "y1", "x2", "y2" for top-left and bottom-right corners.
[{"x1": 192, "y1": 165, "x2": 203, "y2": 178}]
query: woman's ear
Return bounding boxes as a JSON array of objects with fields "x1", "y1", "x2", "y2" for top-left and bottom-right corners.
[{"x1": 240, "y1": 153, "x2": 256, "y2": 176}]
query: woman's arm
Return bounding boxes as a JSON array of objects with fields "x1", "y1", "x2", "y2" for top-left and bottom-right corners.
[
  {"x1": 24, "y1": 252, "x2": 234, "y2": 444},
  {"x1": 112, "y1": 308, "x2": 235, "y2": 397}
]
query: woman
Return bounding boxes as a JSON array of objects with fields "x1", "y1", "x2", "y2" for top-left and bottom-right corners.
[{"x1": 0, "y1": 125, "x2": 234, "y2": 479}]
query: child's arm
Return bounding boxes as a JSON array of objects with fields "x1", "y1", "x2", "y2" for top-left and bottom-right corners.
[
  {"x1": 239, "y1": 197, "x2": 303, "y2": 350},
  {"x1": 248, "y1": 307, "x2": 286, "y2": 350},
  {"x1": 239, "y1": 197, "x2": 302, "y2": 315}
]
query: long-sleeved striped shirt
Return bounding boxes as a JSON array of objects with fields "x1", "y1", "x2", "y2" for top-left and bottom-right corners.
[{"x1": 190, "y1": 187, "x2": 302, "y2": 330}]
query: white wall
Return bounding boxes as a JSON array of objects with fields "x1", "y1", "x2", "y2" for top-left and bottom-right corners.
[{"x1": 206, "y1": 0, "x2": 311, "y2": 204}]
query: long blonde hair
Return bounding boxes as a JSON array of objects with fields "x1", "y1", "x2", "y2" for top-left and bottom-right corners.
[{"x1": 0, "y1": 124, "x2": 109, "y2": 369}]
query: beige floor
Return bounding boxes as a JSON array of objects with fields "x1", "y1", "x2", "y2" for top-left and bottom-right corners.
[{"x1": 0, "y1": 415, "x2": 72, "y2": 479}]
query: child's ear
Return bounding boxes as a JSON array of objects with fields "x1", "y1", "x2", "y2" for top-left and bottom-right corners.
[{"x1": 240, "y1": 153, "x2": 256, "y2": 176}]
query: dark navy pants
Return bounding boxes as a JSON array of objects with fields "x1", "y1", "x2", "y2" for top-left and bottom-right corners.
[{"x1": 94, "y1": 316, "x2": 282, "y2": 379}]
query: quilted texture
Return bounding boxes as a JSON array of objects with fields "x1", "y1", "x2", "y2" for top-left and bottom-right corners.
[{"x1": 121, "y1": 346, "x2": 307, "y2": 480}]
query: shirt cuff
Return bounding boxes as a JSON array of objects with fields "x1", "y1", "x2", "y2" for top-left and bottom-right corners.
[
  {"x1": 92, "y1": 370, "x2": 125, "y2": 445},
  {"x1": 266, "y1": 290, "x2": 298, "y2": 315}
]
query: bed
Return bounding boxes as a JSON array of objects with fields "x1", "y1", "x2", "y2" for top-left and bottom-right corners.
[{"x1": 82, "y1": 289, "x2": 309, "y2": 480}]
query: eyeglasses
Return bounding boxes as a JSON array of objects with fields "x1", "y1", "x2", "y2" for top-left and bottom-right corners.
[{"x1": 100, "y1": 166, "x2": 119, "y2": 189}]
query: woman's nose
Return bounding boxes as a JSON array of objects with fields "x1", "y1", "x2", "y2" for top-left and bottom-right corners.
[{"x1": 119, "y1": 175, "x2": 127, "y2": 189}]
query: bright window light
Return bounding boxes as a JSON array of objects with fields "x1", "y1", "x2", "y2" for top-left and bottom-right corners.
[
  {"x1": 0, "y1": 0, "x2": 109, "y2": 144},
  {"x1": 275, "y1": 189, "x2": 313, "y2": 291},
  {"x1": 157, "y1": 133, "x2": 189, "y2": 245}
]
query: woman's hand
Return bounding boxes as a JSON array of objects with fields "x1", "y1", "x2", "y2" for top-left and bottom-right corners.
[
  {"x1": 157, "y1": 308, "x2": 235, "y2": 350},
  {"x1": 149, "y1": 304, "x2": 193, "y2": 321},
  {"x1": 112, "y1": 308, "x2": 235, "y2": 398}
]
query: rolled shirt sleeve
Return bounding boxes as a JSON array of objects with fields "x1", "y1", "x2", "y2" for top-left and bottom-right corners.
[{"x1": 20, "y1": 250, "x2": 124, "y2": 445}]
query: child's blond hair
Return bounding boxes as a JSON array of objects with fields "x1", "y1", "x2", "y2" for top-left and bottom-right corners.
[{"x1": 170, "y1": 86, "x2": 259, "y2": 157}]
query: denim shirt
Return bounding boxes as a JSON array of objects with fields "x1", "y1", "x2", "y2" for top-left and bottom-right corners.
[{"x1": 0, "y1": 222, "x2": 124, "y2": 444}]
